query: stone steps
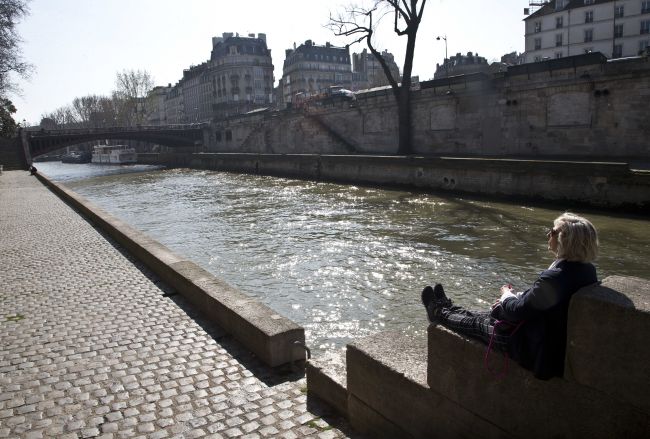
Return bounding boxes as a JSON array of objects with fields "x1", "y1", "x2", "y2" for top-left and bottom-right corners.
[
  {"x1": 0, "y1": 141, "x2": 26, "y2": 170},
  {"x1": 307, "y1": 330, "x2": 510, "y2": 438}
]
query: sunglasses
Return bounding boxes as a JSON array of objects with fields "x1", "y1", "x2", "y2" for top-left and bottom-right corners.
[{"x1": 546, "y1": 228, "x2": 559, "y2": 238}]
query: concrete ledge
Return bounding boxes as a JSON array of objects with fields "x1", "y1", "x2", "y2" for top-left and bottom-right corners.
[
  {"x1": 426, "y1": 323, "x2": 648, "y2": 438},
  {"x1": 347, "y1": 394, "x2": 411, "y2": 439},
  {"x1": 306, "y1": 351, "x2": 348, "y2": 417},
  {"x1": 347, "y1": 331, "x2": 510, "y2": 439},
  {"x1": 35, "y1": 172, "x2": 305, "y2": 367},
  {"x1": 565, "y1": 276, "x2": 650, "y2": 413}
]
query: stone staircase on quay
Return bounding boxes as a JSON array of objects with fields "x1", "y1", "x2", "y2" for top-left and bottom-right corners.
[
  {"x1": 306, "y1": 276, "x2": 650, "y2": 438},
  {"x1": 0, "y1": 138, "x2": 26, "y2": 171}
]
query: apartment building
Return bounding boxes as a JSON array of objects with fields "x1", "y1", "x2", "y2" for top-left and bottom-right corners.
[
  {"x1": 280, "y1": 40, "x2": 352, "y2": 106},
  {"x1": 351, "y1": 48, "x2": 400, "y2": 90},
  {"x1": 433, "y1": 52, "x2": 490, "y2": 79},
  {"x1": 164, "y1": 83, "x2": 184, "y2": 124},
  {"x1": 209, "y1": 33, "x2": 275, "y2": 119},
  {"x1": 181, "y1": 62, "x2": 212, "y2": 123},
  {"x1": 145, "y1": 85, "x2": 171, "y2": 125},
  {"x1": 524, "y1": 0, "x2": 650, "y2": 62}
]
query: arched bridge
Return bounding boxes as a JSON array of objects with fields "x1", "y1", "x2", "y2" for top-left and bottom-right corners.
[{"x1": 26, "y1": 124, "x2": 208, "y2": 158}]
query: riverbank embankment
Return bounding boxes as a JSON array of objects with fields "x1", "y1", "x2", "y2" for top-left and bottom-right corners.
[
  {"x1": 138, "y1": 152, "x2": 650, "y2": 212},
  {"x1": 0, "y1": 170, "x2": 351, "y2": 438}
]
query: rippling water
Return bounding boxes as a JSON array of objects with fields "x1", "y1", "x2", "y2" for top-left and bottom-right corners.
[{"x1": 38, "y1": 162, "x2": 650, "y2": 355}]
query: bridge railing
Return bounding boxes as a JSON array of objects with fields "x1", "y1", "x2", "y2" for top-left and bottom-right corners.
[{"x1": 28, "y1": 123, "x2": 209, "y2": 137}]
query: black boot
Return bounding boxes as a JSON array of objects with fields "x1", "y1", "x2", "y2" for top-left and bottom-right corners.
[{"x1": 421, "y1": 283, "x2": 452, "y2": 323}]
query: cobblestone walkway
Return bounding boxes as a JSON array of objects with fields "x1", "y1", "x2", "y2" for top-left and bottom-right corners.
[{"x1": 0, "y1": 171, "x2": 356, "y2": 439}]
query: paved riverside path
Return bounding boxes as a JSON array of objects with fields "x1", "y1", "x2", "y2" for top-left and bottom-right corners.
[{"x1": 0, "y1": 171, "x2": 356, "y2": 439}]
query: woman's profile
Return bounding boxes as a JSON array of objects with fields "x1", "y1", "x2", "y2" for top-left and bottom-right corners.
[{"x1": 422, "y1": 212, "x2": 599, "y2": 379}]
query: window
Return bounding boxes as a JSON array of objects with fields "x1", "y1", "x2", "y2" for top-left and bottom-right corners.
[
  {"x1": 534, "y1": 37, "x2": 542, "y2": 50},
  {"x1": 555, "y1": 0, "x2": 567, "y2": 11},
  {"x1": 615, "y1": 24, "x2": 624, "y2": 38},
  {"x1": 615, "y1": 5, "x2": 624, "y2": 18},
  {"x1": 585, "y1": 11, "x2": 593, "y2": 23},
  {"x1": 584, "y1": 29, "x2": 593, "y2": 42},
  {"x1": 555, "y1": 52, "x2": 563, "y2": 59},
  {"x1": 643, "y1": 1, "x2": 650, "y2": 14},
  {"x1": 640, "y1": 40, "x2": 650, "y2": 53},
  {"x1": 642, "y1": 20, "x2": 650, "y2": 35},
  {"x1": 584, "y1": 0, "x2": 594, "y2": 4},
  {"x1": 534, "y1": 21, "x2": 542, "y2": 33},
  {"x1": 534, "y1": 55, "x2": 542, "y2": 62},
  {"x1": 613, "y1": 44, "x2": 623, "y2": 58},
  {"x1": 556, "y1": 16, "x2": 564, "y2": 28},
  {"x1": 556, "y1": 33, "x2": 563, "y2": 46}
]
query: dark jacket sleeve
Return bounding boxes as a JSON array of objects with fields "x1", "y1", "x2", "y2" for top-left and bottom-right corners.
[{"x1": 500, "y1": 269, "x2": 562, "y2": 321}]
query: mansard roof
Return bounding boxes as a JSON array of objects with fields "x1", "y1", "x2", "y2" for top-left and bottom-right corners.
[
  {"x1": 526, "y1": 0, "x2": 615, "y2": 20},
  {"x1": 210, "y1": 36, "x2": 271, "y2": 60}
]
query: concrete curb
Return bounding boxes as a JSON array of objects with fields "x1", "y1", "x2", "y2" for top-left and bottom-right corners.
[{"x1": 35, "y1": 172, "x2": 306, "y2": 367}]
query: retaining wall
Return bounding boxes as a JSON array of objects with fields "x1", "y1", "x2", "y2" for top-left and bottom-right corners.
[
  {"x1": 207, "y1": 54, "x2": 650, "y2": 160},
  {"x1": 138, "y1": 152, "x2": 650, "y2": 211}
]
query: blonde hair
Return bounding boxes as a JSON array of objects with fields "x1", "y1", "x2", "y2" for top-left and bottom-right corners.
[{"x1": 553, "y1": 213, "x2": 599, "y2": 262}]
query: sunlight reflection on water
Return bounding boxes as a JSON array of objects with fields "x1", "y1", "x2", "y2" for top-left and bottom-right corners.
[{"x1": 39, "y1": 162, "x2": 650, "y2": 356}]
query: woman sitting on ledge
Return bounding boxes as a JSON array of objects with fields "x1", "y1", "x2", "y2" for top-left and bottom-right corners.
[{"x1": 422, "y1": 212, "x2": 599, "y2": 380}]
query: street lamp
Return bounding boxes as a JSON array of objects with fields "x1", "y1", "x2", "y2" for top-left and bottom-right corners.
[{"x1": 436, "y1": 35, "x2": 452, "y2": 93}]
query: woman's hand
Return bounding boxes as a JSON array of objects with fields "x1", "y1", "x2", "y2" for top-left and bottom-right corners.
[{"x1": 499, "y1": 284, "x2": 517, "y2": 303}]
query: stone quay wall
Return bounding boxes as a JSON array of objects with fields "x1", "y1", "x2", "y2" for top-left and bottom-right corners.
[
  {"x1": 205, "y1": 53, "x2": 650, "y2": 160},
  {"x1": 138, "y1": 152, "x2": 650, "y2": 211},
  {"x1": 306, "y1": 276, "x2": 650, "y2": 439}
]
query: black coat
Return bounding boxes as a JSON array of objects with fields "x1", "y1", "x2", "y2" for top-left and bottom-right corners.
[{"x1": 499, "y1": 260, "x2": 598, "y2": 380}]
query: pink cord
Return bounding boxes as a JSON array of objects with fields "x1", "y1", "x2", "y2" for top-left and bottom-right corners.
[{"x1": 484, "y1": 320, "x2": 525, "y2": 380}]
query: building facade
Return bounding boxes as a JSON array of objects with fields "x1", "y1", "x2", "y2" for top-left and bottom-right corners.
[
  {"x1": 524, "y1": 0, "x2": 650, "y2": 62},
  {"x1": 281, "y1": 40, "x2": 352, "y2": 106},
  {"x1": 181, "y1": 62, "x2": 213, "y2": 123},
  {"x1": 351, "y1": 48, "x2": 400, "y2": 90},
  {"x1": 145, "y1": 85, "x2": 171, "y2": 125},
  {"x1": 164, "y1": 83, "x2": 184, "y2": 124},
  {"x1": 433, "y1": 52, "x2": 490, "y2": 79},
  {"x1": 209, "y1": 33, "x2": 275, "y2": 119}
]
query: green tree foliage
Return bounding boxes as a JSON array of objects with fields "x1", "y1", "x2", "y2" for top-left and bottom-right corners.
[{"x1": 0, "y1": 98, "x2": 18, "y2": 137}]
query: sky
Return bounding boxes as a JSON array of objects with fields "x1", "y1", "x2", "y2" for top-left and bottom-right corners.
[{"x1": 12, "y1": 0, "x2": 527, "y2": 124}]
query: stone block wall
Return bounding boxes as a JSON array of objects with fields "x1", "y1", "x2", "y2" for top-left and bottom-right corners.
[
  {"x1": 424, "y1": 276, "x2": 650, "y2": 438},
  {"x1": 0, "y1": 136, "x2": 26, "y2": 170},
  {"x1": 206, "y1": 55, "x2": 650, "y2": 160},
  {"x1": 307, "y1": 275, "x2": 649, "y2": 439},
  {"x1": 137, "y1": 152, "x2": 650, "y2": 210}
]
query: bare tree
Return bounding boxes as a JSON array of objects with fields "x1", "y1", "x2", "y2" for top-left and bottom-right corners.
[
  {"x1": 0, "y1": 0, "x2": 34, "y2": 97},
  {"x1": 71, "y1": 95, "x2": 102, "y2": 127},
  {"x1": 329, "y1": 0, "x2": 427, "y2": 154},
  {"x1": 40, "y1": 105, "x2": 78, "y2": 128},
  {"x1": 114, "y1": 69, "x2": 154, "y2": 125}
]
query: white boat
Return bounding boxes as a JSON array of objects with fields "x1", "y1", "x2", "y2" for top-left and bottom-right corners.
[{"x1": 91, "y1": 145, "x2": 137, "y2": 164}]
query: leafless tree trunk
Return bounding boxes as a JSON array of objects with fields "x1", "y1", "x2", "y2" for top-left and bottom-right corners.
[{"x1": 329, "y1": 0, "x2": 427, "y2": 155}]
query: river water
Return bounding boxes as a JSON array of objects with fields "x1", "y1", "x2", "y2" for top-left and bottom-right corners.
[{"x1": 37, "y1": 162, "x2": 650, "y2": 356}]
